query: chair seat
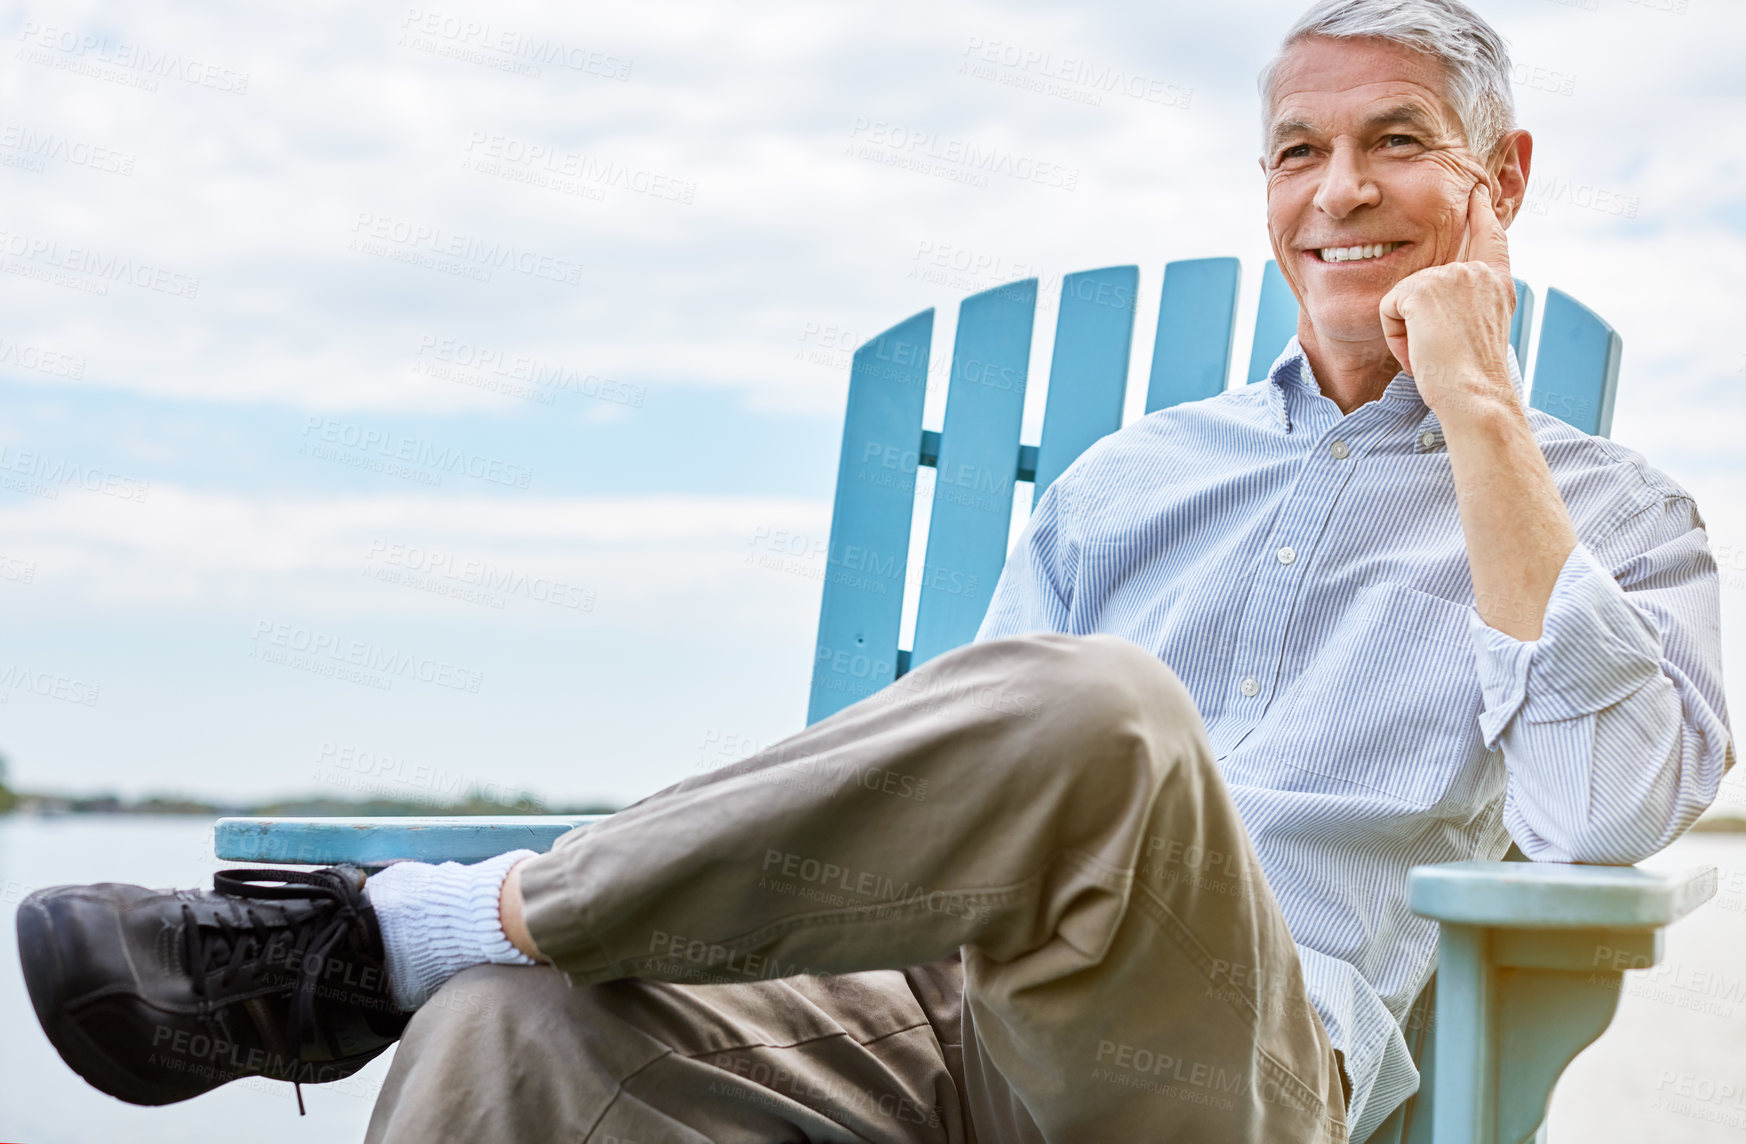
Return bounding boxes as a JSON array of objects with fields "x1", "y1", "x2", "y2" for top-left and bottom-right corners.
[{"x1": 214, "y1": 815, "x2": 605, "y2": 866}]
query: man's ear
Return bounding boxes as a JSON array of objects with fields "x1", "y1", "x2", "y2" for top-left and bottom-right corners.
[{"x1": 1490, "y1": 129, "x2": 1532, "y2": 229}]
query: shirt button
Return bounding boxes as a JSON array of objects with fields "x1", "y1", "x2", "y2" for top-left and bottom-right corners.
[
  {"x1": 1240, "y1": 677, "x2": 1260, "y2": 697},
  {"x1": 1420, "y1": 431, "x2": 1437, "y2": 450},
  {"x1": 1276, "y1": 546, "x2": 1296, "y2": 565},
  {"x1": 1329, "y1": 440, "x2": 1349, "y2": 460}
]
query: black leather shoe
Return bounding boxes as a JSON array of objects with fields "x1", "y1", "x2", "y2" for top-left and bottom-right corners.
[{"x1": 17, "y1": 865, "x2": 409, "y2": 1110}]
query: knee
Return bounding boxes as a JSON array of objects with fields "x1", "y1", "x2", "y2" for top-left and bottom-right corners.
[
  {"x1": 1003, "y1": 633, "x2": 1200, "y2": 741},
  {"x1": 974, "y1": 633, "x2": 1209, "y2": 799}
]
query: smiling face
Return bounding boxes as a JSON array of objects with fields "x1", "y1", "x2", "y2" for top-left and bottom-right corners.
[{"x1": 1262, "y1": 35, "x2": 1520, "y2": 357}]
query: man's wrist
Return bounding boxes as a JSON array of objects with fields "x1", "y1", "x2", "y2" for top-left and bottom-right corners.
[
  {"x1": 1428, "y1": 367, "x2": 1523, "y2": 435},
  {"x1": 499, "y1": 857, "x2": 548, "y2": 963}
]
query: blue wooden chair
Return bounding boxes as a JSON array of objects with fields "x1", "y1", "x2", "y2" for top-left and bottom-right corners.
[{"x1": 217, "y1": 259, "x2": 1713, "y2": 1144}]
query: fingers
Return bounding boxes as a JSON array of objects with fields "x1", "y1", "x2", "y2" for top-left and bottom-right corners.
[
  {"x1": 1465, "y1": 183, "x2": 1512, "y2": 276},
  {"x1": 1378, "y1": 282, "x2": 1412, "y2": 377}
]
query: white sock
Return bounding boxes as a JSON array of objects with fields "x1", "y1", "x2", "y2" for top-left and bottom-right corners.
[{"x1": 362, "y1": 849, "x2": 539, "y2": 1012}]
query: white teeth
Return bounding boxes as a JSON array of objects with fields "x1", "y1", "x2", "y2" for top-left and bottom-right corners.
[{"x1": 1318, "y1": 242, "x2": 1402, "y2": 263}]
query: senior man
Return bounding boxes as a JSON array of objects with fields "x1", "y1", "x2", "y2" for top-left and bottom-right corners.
[{"x1": 19, "y1": 1, "x2": 1733, "y2": 1141}]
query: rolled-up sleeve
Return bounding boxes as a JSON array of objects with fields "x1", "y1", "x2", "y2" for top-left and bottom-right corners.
[
  {"x1": 1472, "y1": 497, "x2": 1735, "y2": 863},
  {"x1": 975, "y1": 475, "x2": 1076, "y2": 643}
]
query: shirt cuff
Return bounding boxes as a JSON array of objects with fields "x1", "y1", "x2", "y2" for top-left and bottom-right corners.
[{"x1": 1472, "y1": 543, "x2": 1665, "y2": 748}]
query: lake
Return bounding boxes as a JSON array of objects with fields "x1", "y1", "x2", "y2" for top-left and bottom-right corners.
[{"x1": 3, "y1": 816, "x2": 1744, "y2": 1141}]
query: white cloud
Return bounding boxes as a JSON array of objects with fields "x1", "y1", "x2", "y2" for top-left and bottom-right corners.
[{"x1": 0, "y1": 485, "x2": 832, "y2": 622}]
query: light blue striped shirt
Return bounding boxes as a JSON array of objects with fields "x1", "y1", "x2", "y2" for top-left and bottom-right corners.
[{"x1": 975, "y1": 337, "x2": 1734, "y2": 1141}]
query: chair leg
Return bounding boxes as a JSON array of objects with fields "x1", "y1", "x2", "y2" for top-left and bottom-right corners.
[{"x1": 1431, "y1": 923, "x2": 1657, "y2": 1144}]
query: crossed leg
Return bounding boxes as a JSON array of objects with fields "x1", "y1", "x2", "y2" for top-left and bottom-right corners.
[{"x1": 367, "y1": 633, "x2": 1349, "y2": 1143}]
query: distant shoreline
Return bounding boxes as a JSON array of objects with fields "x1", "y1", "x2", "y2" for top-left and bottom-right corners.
[{"x1": 0, "y1": 787, "x2": 616, "y2": 819}]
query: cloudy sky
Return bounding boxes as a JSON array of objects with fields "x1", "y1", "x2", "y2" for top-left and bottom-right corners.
[{"x1": 1, "y1": 0, "x2": 1741, "y2": 807}]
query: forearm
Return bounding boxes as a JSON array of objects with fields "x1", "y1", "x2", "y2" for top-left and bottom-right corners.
[{"x1": 1439, "y1": 378, "x2": 1576, "y2": 640}]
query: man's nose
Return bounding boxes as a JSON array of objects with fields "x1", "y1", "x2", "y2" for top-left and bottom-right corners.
[{"x1": 1312, "y1": 141, "x2": 1381, "y2": 219}]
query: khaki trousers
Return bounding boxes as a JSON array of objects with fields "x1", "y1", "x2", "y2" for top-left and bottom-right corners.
[{"x1": 366, "y1": 633, "x2": 1350, "y2": 1143}]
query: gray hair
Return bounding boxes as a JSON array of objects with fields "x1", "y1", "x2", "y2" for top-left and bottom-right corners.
[{"x1": 1257, "y1": 0, "x2": 1517, "y2": 162}]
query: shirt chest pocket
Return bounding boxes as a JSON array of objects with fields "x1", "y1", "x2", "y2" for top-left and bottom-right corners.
[{"x1": 1240, "y1": 581, "x2": 1485, "y2": 810}]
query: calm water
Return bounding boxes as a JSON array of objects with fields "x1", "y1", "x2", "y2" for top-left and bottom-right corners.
[{"x1": 3, "y1": 816, "x2": 1744, "y2": 1142}]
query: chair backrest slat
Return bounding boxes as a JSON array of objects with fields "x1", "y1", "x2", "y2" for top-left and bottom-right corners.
[
  {"x1": 806, "y1": 310, "x2": 933, "y2": 725},
  {"x1": 1146, "y1": 257, "x2": 1240, "y2": 413},
  {"x1": 1528, "y1": 287, "x2": 1621, "y2": 437},
  {"x1": 1509, "y1": 281, "x2": 1536, "y2": 368},
  {"x1": 1247, "y1": 259, "x2": 1300, "y2": 385},
  {"x1": 1032, "y1": 266, "x2": 1140, "y2": 497},
  {"x1": 909, "y1": 279, "x2": 1037, "y2": 670}
]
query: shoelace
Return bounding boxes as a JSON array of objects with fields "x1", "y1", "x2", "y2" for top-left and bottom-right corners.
[{"x1": 184, "y1": 867, "x2": 377, "y2": 1114}]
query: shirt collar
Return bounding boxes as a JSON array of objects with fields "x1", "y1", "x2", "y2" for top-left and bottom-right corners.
[
  {"x1": 1260, "y1": 336, "x2": 1312, "y2": 433},
  {"x1": 1263, "y1": 335, "x2": 1527, "y2": 450}
]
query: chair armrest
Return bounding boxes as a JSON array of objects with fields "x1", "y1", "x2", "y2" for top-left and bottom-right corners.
[
  {"x1": 1408, "y1": 860, "x2": 1716, "y2": 1144},
  {"x1": 1408, "y1": 859, "x2": 1716, "y2": 929},
  {"x1": 214, "y1": 816, "x2": 607, "y2": 866}
]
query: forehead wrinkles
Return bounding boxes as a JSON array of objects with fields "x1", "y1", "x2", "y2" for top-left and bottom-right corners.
[{"x1": 1270, "y1": 83, "x2": 1456, "y2": 143}]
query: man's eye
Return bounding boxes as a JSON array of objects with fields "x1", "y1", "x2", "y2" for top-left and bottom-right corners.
[
  {"x1": 1385, "y1": 135, "x2": 1417, "y2": 147},
  {"x1": 1280, "y1": 144, "x2": 1312, "y2": 160}
]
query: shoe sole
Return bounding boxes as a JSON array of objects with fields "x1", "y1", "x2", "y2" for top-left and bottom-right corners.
[{"x1": 16, "y1": 894, "x2": 200, "y2": 1106}]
